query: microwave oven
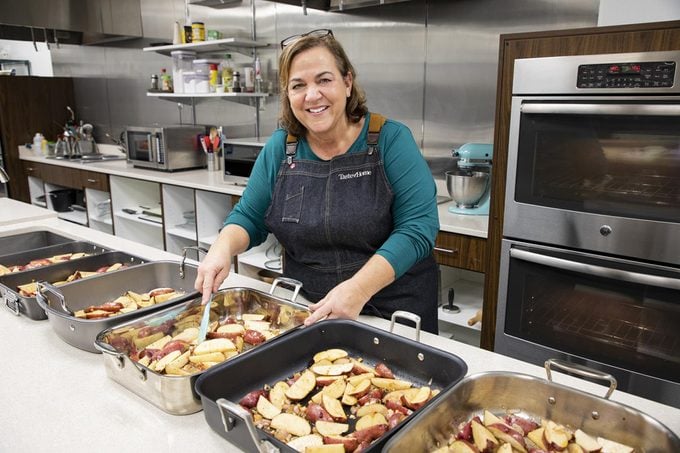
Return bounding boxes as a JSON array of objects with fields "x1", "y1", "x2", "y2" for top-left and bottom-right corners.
[
  {"x1": 125, "y1": 125, "x2": 207, "y2": 171},
  {"x1": 222, "y1": 137, "x2": 267, "y2": 185}
]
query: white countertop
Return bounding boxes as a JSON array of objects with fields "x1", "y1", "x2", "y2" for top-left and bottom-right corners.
[
  {"x1": 0, "y1": 214, "x2": 676, "y2": 452},
  {"x1": 21, "y1": 147, "x2": 488, "y2": 238},
  {"x1": 0, "y1": 197, "x2": 57, "y2": 225}
]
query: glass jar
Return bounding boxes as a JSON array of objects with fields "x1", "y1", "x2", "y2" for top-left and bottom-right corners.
[{"x1": 191, "y1": 22, "x2": 205, "y2": 42}]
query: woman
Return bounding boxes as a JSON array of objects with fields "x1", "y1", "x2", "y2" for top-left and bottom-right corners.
[{"x1": 195, "y1": 29, "x2": 440, "y2": 333}]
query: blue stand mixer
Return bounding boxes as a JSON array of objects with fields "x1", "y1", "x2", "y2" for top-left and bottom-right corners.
[{"x1": 446, "y1": 143, "x2": 493, "y2": 216}]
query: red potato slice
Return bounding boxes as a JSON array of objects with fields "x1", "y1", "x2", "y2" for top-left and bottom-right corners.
[
  {"x1": 350, "y1": 359, "x2": 375, "y2": 375},
  {"x1": 285, "y1": 369, "x2": 316, "y2": 400},
  {"x1": 471, "y1": 420, "x2": 499, "y2": 453},
  {"x1": 270, "y1": 413, "x2": 311, "y2": 437},
  {"x1": 527, "y1": 427, "x2": 549, "y2": 450},
  {"x1": 355, "y1": 412, "x2": 388, "y2": 431},
  {"x1": 341, "y1": 393, "x2": 358, "y2": 406},
  {"x1": 152, "y1": 349, "x2": 182, "y2": 372},
  {"x1": 287, "y1": 434, "x2": 324, "y2": 451},
  {"x1": 596, "y1": 437, "x2": 633, "y2": 453},
  {"x1": 311, "y1": 362, "x2": 354, "y2": 376},
  {"x1": 172, "y1": 327, "x2": 199, "y2": 343},
  {"x1": 497, "y1": 443, "x2": 513, "y2": 453},
  {"x1": 402, "y1": 386, "x2": 431, "y2": 410},
  {"x1": 269, "y1": 381, "x2": 290, "y2": 410},
  {"x1": 322, "y1": 394, "x2": 347, "y2": 422},
  {"x1": 574, "y1": 429, "x2": 602, "y2": 452},
  {"x1": 244, "y1": 320, "x2": 271, "y2": 332},
  {"x1": 241, "y1": 313, "x2": 266, "y2": 321},
  {"x1": 449, "y1": 439, "x2": 480, "y2": 453},
  {"x1": 313, "y1": 348, "x2": 349, "y2": 363},
  {"x1": 347, "y1": 373, "x2": 374, "y2": 387},
  {"x1": 544, "y1": 420, "x2": 572, "y2": 451},
  {"x1": 483, "y1": 410, "x2": 509, "y2": 428},
  {"x1": 355, "y1": 403, "x2": 388, "y2": 418},
  {"x1": 370, "y1": 377, "x2": 412, "y2": 391},
  {"x1": 316, "y1": 376, "x2": 343, "y2": 386},
  {"x1": 312, "y1": 378, "x2": 347, "y2": 404},
  {"x1": 314, "y1": 420, "x2": 349, "y2": 437},
  {"x1": 323, "y1": 435, "x2": 359, "y2": 452},
  {"x1": 189, "y1": 351, "x2": 225, "y2": 363},
  {"x1": 568, "y1": 444, "x2": 587, "y2": 453},
  {"x1": 487, "y1": 423, "x2": 527, "y2": 453},
  {"x1": 193, "y1": 337, "x2": 236, "y2": 355},
  {"x1": 256, "y1": 395, "x2": 281, "y2": 420},
  {"x1": 305, "y1": 445, "x2": 345, "y2": 453},
  {"x1": 346, "y1": 378, "x2": 371, "y2": 397},
  {"x1": 217, "y1": 323, "x2": 246, "y2": 335}
]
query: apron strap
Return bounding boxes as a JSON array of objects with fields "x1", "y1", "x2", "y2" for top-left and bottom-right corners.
[{"x1": 284, "y1": 113, "x2": 387, "y2": 163}]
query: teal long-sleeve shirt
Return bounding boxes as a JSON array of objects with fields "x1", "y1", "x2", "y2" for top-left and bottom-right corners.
[{"x1": 225, "y1": 113, "x2": 440, "y2": 279}]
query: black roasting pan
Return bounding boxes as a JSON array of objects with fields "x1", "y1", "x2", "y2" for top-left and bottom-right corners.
[
  {"x1": 0, "y1": 241, "x2": 109, "y2": 273},
  {"x1": 194, "y1": 317, "x2": 468, "y2": 453},
  {"x1": 0, "y1": 230, "x2": 75, "y2": 256}
]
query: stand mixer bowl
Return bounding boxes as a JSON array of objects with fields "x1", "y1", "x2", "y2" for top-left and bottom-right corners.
[{"x1": 446, "y1": 170, "x2": 489, "y2": 208}]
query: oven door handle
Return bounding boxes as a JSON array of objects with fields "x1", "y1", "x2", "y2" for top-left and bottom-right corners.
[
  {"x1": 510, "y1": 249, "x2": 680, "y2": 290},
  {"x1": 521, "y1": 103, "x2": 680, "y2": 116}
]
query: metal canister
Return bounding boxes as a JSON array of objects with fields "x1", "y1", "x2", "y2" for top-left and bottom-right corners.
[{"x1": 191, "y1": 22, "x2": 205, "y2": 43}]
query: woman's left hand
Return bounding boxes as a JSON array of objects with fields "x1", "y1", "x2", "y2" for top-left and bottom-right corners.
[{"x1": 304, "y1": 278, "x2": 370, "y2": 326}]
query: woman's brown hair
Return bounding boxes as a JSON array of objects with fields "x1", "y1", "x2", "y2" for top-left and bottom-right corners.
[{"x1": 278, "y1": 33, "x2": 368, "y2": 138}]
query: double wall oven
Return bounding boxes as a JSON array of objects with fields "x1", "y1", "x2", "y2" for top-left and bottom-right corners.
[{"x1": 496, "y1": 51, "x2": 680, "y2": 408}]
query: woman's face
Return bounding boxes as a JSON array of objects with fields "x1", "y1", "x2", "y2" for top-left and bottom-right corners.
[{"x1": 286, "y1": 46, "x2": 352, "y2": 137}]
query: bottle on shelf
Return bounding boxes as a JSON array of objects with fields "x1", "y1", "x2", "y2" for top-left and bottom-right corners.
[
  {"x1": 221, "y1": 54, "x2": 234, "y2": 92},
  {"x1": 160, "y1": 68, "x2": 173, "y2": 92},
  {"x1": 32, "y1": 133, "x2": 44, "y2": 156},
  {"x1": 209, "y1": 63, "x2": 219, "y2": 92},
  {"x1": 231, "y1": 71, "x2": 242, "y2": 93},
  {"x1": 254, "y1": 56, "x2": 263, "y2": 93}
]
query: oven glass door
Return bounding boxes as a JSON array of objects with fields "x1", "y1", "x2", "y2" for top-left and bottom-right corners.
[
  {"x1": 515, "y1": 100, "x2": 680, "y2": 223},
  {"x1": 126, "y1": 130, "x2": 154, "y2": 163},
  {"x1": 504, "y1": 242, "x2": 680, "y2": 385}
]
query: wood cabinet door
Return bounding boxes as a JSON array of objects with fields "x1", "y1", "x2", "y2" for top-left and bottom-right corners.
[
  {"x1": 22, "y1": 161, "x2": 44, "y2": 179},
  {"x1": 80, "y1": 170, "x2": 109, "y2": 192},
  {"x1": 434, "y1": 231, "x2": 486, "y2": 273}
]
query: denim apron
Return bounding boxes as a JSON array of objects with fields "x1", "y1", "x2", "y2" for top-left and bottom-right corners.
[{"x1": 264, "y1": 119, "x2": 439, "y2": 333}]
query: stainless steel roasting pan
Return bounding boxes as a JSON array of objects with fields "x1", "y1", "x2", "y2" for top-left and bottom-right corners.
[
  {"x1": 0, "y1": 230, "x2": 75, "y2": 255},
  {"x1": 93, "y1": 279, "x2": 310, "y2": 415},
  {"x1": 1, "y1": 251, "x2": 147, "y2": 320},
  {"x1": 383, "y1": 360, "x2": 680, "y2": 453},
  {"x1": 35, "y1": 260, "x2": 199, "y2": 352}
]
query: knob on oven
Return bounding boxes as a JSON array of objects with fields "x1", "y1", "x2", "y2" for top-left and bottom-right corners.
[{"x1": 600, "y1": 225, "x2": 612, "y2": 236}]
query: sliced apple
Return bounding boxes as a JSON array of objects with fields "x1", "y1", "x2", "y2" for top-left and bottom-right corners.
[
  {"x1": 313, "y1": 348, "x2": 349, "y2": 363},
  {"x1": 403, "y1": 386, "x2": 431, "y2": 410},
  {"x1": 256, "y1": 395, "x2": 282, "y2": 420},
  {"x1": 449, "y1": 439, "x2": 480, "y2": 453},
  {"x1": 356, "y1": 403, "x2": 388, "y2": 418},
  {"x1": 371, "y1": 377, "x2": 412, "y2": 391},
  {"x1": 527, "y1": 427, "x2": 549, "y2": 450},
  {"x1": 270, "y1": 413, "x2": 311, "y2": 437},
  {"x1": 287, "y1": 433, "x2": 323, "y2": 451},
  {"x1": 315, "y1": 420, "x2": 349, "y2": 437},
  {"x1": 322, "y1": 394, "x2": 347, "y2": 422},
  {"x1": 269, "y1": 381, "x2": 290, "y2": 409},
  {"x1": 355, "y1": 412, "x2": 388, "y2": 431},
  {"x1": 574, "y1": 429, "x2": 602, "y2": 452},
  {"x1": 596, "y1": 437, "x2": 634, "y2": 453},
  {"x1": 471, "y1": 420, "x2": 499, "y2": 453},
  {"x1": 544, "y1": 420, "x2": 572, "y2": 451},
  {"x1": 311, "y1": 362, "x2": 354, "y2": 376},
  {"x1": 285, "y1": 370, "x2": 317, "y2": 401}
]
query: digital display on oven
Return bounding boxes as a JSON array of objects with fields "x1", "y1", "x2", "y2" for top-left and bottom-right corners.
[{"x1": 577, "y1": 60, "x2": 675, "y2": 88}]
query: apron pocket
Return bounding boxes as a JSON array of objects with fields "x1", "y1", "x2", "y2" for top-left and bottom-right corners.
[{"x1": 281, "y1": 186, "x2": 304, "y2": 223}]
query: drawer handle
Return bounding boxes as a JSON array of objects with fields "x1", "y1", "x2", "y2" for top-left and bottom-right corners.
[
  {"x1": 27, "y1": 167, "x2": 34, "y2": 171},
  {"x1": 87, "y1": 178, "x2": 97, "y2": 183},
  {"x1": 434, "y1": 246, "x2": 459, "y2": 255}
]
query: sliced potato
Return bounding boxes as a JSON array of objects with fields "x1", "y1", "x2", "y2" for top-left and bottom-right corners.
[
  {"x1": 189, "y1": 351, "x2": 225, "y2": 363},
  {"x1": 315, "y1": 420, "x2": 349, "y2": 437},
  {"x1": 241, "y1": 313, "x2": 266, "y2": 321},
  {"x1": 313, "y1": 348, "x2": 349, "y2": 363},
  {"x1": 269, "y1": 381, "x2": 290, "y2": 409},
  {"x1": 133, "y1": 331, "x2": 165, "y2": 350},
  {"x1": 270, "y1": 413, "x2": 311, "y2": 437},
  {"x1": 256, "y1": 395, "x2": 282, "y2": 420},
  {"x1": 216, "y1": 323, "x2": 246, "y2": 335},
  {"x1": 244, "y1": 320, "x2": 271, "y2": 332},
  {"x1": 153, "y1": 350, "x2": 182, "y2": 372},
  {"x1": 311, "y1": 362, "x2": 354, "y2": 376},
  {"x1": 371, "y1": 377, "x2": 412, "y2": 391},
  {"x1": 322, "y1": 394, "x2": 346, "y2": 421},
  {"x1": 193, "y1": 337, "x2": 236, "y2": 355},
  {"x1": 347, "y1": 372, "x2": 374, "y2": 387},
  {"x1": 356, "y1": 403, "x2": 388, "y2": 418},
  {"x1": 153, "y1": 291, "x2": 181, "y2": 304},
  {"x1": 173, "y1": 327, "x2": 199, "y2": 343},
  {"x1": 145, "y1": 334, "x2": 172, "y2": 351},
  {"x1": 306, "y1": 445, "x2": 345, "y2": 453},
  {"x1": 355, "y1": 412, "x2": 387, "y2": 431},
  {"x1": 287, "y1": 434, "x2": 323, "y2": 452},
  {"x1": 285, "y1": 370, "x2": 316, "y2": 401}
]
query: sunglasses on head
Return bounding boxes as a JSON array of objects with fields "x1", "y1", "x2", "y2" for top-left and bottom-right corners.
[{"x1": 280, "y1": 29, "x2": 334, "y2": 49}]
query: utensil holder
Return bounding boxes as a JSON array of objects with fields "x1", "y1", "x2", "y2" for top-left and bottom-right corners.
[{"x1": 207, "y1": 153, "x2": 220, "y2": 172}]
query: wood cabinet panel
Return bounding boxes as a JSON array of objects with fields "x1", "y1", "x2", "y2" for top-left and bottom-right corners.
[
  {"x1": 483, "y1": 20, "x2": 680, "y2": 351},
  {"x1": 41, "y1": 165, "x2": 81, "y2": 188},
  {"x1": 80, "y1": 170, "x2": 109, "y2": 192},
  {"x1": 434, "y1": 231, "x2": 486, "y2": 273},
  {"x1": 22, "y1": 161, "x2": 44, "y2": 179}
]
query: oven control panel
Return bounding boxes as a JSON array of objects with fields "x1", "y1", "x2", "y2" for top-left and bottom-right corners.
[{"x1": 577, "y1": 61, "x2": 675, "y2": 88}]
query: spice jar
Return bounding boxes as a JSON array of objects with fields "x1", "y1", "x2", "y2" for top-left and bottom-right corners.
[
  {"x1": 191, "y1": 22, "x2": 205, "y2": 42},
  {"x1": 150, "y1": 74, "x2": 159, "y2": 91},
  {"x1": 231, "y1": 71, "x2": 242, "y2": 93}
]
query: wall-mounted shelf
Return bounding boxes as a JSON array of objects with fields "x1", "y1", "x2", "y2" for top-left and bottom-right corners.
[
  {"x1": 143, "y1": 38, "x2": 270, "y2": 57},
  {"x1": 146, "y1": 92, "x2": 269, "y2": 99}
]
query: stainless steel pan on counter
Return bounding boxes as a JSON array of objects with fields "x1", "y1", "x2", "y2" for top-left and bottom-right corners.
[
  {"x1": 194, "y1": 315, "x2": 469, "y2": 453},
  {"x1": 0, "y1": 240, "x2": 109, "y2": 273},
  {"x1": 94, "y1": 279, "x2": 310, "y2": 415},
  {"x1": 1, "y1": 251, "x2": 146, "y2": 320},
  {"x1": 0, "y1": 230, "x2": 75, "y2": 256},
  {"x1": 383, "y1": 359, "x2": 680, "y2": 453},
  {"x1": 35, "y1": 260, "x2": 199, "y2": 353}
]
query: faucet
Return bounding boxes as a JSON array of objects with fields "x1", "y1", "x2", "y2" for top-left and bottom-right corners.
[{"x1": 0, "y1": 166, "x2": 9, "y2": 183}]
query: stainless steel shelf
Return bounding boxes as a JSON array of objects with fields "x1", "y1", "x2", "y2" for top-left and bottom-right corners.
[{"x1": 143, "y1": 38, "x2": 270, "y2": 57}]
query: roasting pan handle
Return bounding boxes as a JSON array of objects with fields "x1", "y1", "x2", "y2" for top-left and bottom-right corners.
[
  {"x1": 545, "y1": 358, "x2": 618, "y2": 399},
  {"x1": 180, "y1": 246, "x2": 209, "y2": 278},
  {"x1": 390, "y1": 310, "x2": 421, "y2": 342},
  {"x1": 269, "y1": 277, "x2": 302, "y2": 302},
  {"x1": 94, "y1": 341, "x2": 149, "y2": 382},
  {"x1": 216, "y1": 398, "x2": 279, "y2": 453},
  {"x1": 3, "y1": 291, "x2": 21, "y2": 316},
  {"x1": 35, "y1": 280, "x2": 73, "y2": 316}
]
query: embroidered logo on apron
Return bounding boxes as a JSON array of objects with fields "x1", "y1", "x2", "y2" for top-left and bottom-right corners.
[{"x1": 338, "y1": 170, "x2": 372, "y2": 180}]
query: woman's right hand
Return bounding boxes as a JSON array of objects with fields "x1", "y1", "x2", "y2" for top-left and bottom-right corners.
[{"x1": 194, "y1": 247, "x2": 232, "y2": 304}]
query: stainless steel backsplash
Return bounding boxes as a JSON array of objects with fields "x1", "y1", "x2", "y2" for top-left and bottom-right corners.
[{"x1": 49, "y1": 0, "x2": 598, "y2": 177}]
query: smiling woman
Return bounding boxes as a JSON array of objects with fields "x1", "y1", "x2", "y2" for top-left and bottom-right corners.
[{"x1": 195, "y1": 29, "x2": 441, "y2": 334}]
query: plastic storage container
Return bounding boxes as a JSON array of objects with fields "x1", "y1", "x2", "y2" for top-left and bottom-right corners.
[
  {"x1": 182, "y1": 71, "x2": 196, "y2": 94},
  {"x1": 171, "y1": 50, "x2": 196, "y2": 94}
]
